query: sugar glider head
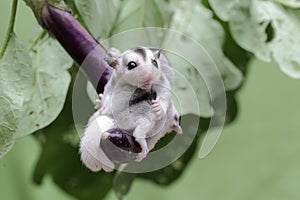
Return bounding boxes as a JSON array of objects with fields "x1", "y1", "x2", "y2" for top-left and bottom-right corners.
[{"x1": 106, "y1": 47, "x2": 162, "y2": 89}]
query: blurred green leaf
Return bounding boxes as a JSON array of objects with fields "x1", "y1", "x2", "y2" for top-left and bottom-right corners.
[
  {"x1": 221, "y1": 22, "x2": 252, "y2": 77},
  {"x1": 163, "y1": 1, "x2": 242, "y2": 117},
  {"x1": 34, "y1": 126, "x2": 114, "y2": 200},
  {"x1": 63, "y1": 0, "x2": 86, "y2": 26},
  {"x1": 209, "y1": 0, "x2": 300, "y2": 78},
  {"x1": 0, "y1": 97, "x2": 17, "y2": 159},
  {"x1": 207, "y1": 0, "x2": 250, "y2": 21},
  {"x1": 171, "y1": 1, "x2": 243, "y2": 90},
  {"x1": 111, "y1": 0, "x2": 172, "y2": 34},
  {"x1": 0, "y1": 34, "x2": 33, "y2": 157},
  {"x1": 33, "y1": 67, "x2": 114, "y2": 200},
  {"x1": 167, "y1": 53, "x2": 212, "y2": 117},
  {"x1": 0, "y1": 34, "x2": 34, "y2": 114},
  {"x1": 113, "y1": 170, "x2": 136, "y2": 200},
  {"x1": 273, "y1": 0, "x2": 300, "y2": 8},
  {"x1": 74, "y1": 0, "x2": 121, "y2": 39},
  {"x1": 0, "y1": 35, "x2": 72, "y2": 157},
  {"x1": 17, "y1": 38, "x2": 72, "y2": 137}
]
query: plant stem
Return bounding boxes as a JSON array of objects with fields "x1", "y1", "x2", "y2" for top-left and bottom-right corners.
[
  {"x1": 28, "y1": 30, "x2": 47, "y2": 51},
  {"x1": 0, "y1": 0, "x2": 18, "y2": 59}
]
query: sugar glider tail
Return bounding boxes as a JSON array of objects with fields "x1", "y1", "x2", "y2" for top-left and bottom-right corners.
[{"x1": 80, "y1": 116, "x2": 115, "y2": 172}]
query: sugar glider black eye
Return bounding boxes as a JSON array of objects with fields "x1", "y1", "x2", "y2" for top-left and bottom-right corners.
[
  {"x1": 127, "y1": 61, "x2": 137, "y2": 70},
  {"x1": 152, "y1": 59, "x2": 158, "y2": 68}
]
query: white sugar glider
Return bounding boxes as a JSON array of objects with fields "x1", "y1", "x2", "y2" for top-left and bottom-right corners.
[
  {"x1": 80, "y1": 47, "x2": 182, "y2": 171},
  {"x1": 103, "y1": 47, "x2": 182, "y2": 158}
]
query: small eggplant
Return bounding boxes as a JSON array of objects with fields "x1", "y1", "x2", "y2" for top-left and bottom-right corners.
[
  {"x1": 101, "y1": 128, "x2": 142, "y2": 163},
  {"x1": 41, "y1": 3, "x2": 112, "y2": 94}
]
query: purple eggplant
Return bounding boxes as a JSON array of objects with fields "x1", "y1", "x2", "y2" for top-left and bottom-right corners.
[
  {"x1": 101, "y1": 128, "x2": 142, "y2": 163},
  {"x1": 40, "y1": 3, "x2": 112, "y2": 93},
  {"x1": 24, "y1": 0, "x2": 112, "y2": 93}
]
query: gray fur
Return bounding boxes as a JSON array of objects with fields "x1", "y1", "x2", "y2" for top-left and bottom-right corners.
[{"x1": 80, "y1": 46, "x2": 182, "y2": 171}]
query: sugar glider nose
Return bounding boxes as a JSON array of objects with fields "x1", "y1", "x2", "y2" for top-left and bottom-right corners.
[{"x1": 143, "y1": 73, "x2": 153, "y2": 82}]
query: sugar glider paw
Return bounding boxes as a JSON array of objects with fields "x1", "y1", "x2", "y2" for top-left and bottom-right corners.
[
  {"x1": 94, "y1": 93, "x2": 104, "y2": 110},
  {"x1": 151, "y1": 99, "x2": 165, "y2": 120},
  {"x1": 135, "y1": 149, "x2": 149, "y2": 162}
]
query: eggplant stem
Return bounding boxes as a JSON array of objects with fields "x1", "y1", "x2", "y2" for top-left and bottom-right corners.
[{"x1": 28, "y1": 30, "x2": 47, "y2": 51}]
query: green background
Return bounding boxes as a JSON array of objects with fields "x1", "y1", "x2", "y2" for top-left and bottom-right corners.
[{"x1": 1, "y1": 1, "x2": 300, "y2": 200}]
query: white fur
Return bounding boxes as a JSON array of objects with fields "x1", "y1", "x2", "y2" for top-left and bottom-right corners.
[
  {"x1": 80, "y1": 47, "x2": 182, "y2": 172},
  {"x1": 80, "y1": 115, "x2": 115, "y2": 172}
]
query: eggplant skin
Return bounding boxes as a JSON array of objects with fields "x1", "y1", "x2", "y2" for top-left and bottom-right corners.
[
  {"x1": 41, "y1": 3, "x2": 112, "y2": 93},
  {"x1": 101, "y1": 128, "x2": 142, "y2": 163}
]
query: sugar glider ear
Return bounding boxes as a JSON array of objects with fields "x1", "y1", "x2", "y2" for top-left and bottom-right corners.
[
  {"x1": 105, "y1": 48, "x2": 121, "y2": 68},
  {"x1": 155, "y1": 49, "x2": 162, "y2": 59},
  {"x1": 105, "y1": 56, "x2": 118, "y2": 68},
  {"x1": 149, "y1": 47, "x2": 162, "y2": 59}
]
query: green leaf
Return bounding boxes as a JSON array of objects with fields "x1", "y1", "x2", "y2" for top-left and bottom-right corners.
[
  {"x1": 208, "y1": 0, "x2": 250, "y2": 21},
  {"x1": 111, "y1": 0, "x2": 172, "y2": 34},
  {"x1": 163, "y1": 1, "x2": 242, "y2": 117},
  {"x1": 0, "y1": 34, "x2": 33, "y2": 156},
  {"x1": 17, "y1": 38, "x2": 72, "y2": 137},
  {"x1": 0, "y1": 34, "x2": 72, "y2": 141},
  {"x1": 273, "y1": 0, "x2": 300, "y2": 8},
  {"x1": 172, "y1": 1, "x2": 243, "y2": 90},
  {"x1": 166, "y1": 52, "x2": 211, "y2": 117},
  {"x1": 0, "y1": 34, "x2": 34, "y2": 113},
  {"x1": 34, "y1": 127, "x2": 114, "y2": 200},
  {"x1": 0, "y1": 97, "x2": 18, "y2": 159},
  {"x1": 33, "y1": 67, "x2": 114, "y2": 200},
  {"x1": 221, "y1": 22, "x2": 253, "y2": 76},
  {"x1": 113, "y1": 171, "x2": 136, "y2": 200},
  {"x1": 74, "y1": 0, "x2": 121, "y2": 39},
  {"x1": 209, "y1": 0, "x2": 300, "y2": 78},
  {"x1": 1, "y1": 35, "x2": 70, "y2": 158}
]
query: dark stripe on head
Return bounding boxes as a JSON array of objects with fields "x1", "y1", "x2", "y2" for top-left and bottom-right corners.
[{"x1": 133, "y1": 47, "x2": 146, "y2": 61}]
